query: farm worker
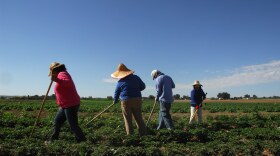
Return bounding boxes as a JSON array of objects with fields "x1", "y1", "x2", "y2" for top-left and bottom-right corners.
[
  {"x1": 151, "y1": 70, "x2": 175, "y2": 130},
  {"x1": 189, "y1": 80, "x2": 206, "y2": 124},
  {"x1": 111, "y1": 63, "x2": 147, "y2": 136},
  {"x1": 46, "y1": 62, "x2": 86, "y2": 143}
]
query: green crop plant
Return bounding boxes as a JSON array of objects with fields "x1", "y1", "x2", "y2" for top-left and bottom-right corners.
[{"x1": 1, "y1": 99, "x2": 280, "y2": 155}]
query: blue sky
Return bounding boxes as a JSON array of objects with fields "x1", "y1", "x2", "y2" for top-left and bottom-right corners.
[{"x1": 0, "y1": 0, "x2": 279, "y2": 98}]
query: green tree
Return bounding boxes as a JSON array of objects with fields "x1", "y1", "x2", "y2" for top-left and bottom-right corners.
[
  {"x1": 174, "y1": 94, "x2": 180, "y2": 100},
  {"x1": 148, "y1": 95, "x2": 155, "y2": 100},
  {"x1": 244, "y1": 94, "x2": 250, "y2": 99},
  {"x1": 182, "y1": 95, "x2": 190, "y2": 100},
  {"x1": 217, "y1": 92, "x2": 230, "y2": 100},
  {"x1": 107, "y1": 96, "x2": 113, "y2": 100},
  {"x1": 51, "y1": 94, "x2": 56, "y2": 99}
]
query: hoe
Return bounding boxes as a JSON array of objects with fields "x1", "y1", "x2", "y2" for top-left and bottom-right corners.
[{"x1": 30, "y1": 81, "x2": 53, "y2": 137}]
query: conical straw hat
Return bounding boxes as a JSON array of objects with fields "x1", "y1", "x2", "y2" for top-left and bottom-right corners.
[{"x1": 111, "y1": 63, "x2": 134, "y2": 79}]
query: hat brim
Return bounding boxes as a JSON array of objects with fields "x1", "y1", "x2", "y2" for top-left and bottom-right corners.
[
  {"x1": 193, "y1": 84, "x2": 202, "y2": 86},
  {"x1": 48, "y1": 64, "x2": 64, "y2": 76},
  {"x1": 111, "y1": 71, "x2": 134, "y2": 79}
]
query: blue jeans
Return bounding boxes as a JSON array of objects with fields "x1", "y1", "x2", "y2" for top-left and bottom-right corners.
[
  {"x1": 157, "y1": 101, "x2": 174, "y2": 130},
  {"x1": 51, "y1": 105, "x2": 86, "y2": 142}
]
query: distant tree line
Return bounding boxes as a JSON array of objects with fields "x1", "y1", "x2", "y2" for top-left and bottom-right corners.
[
  {"x1": 215, "y1": 92, "x2": 279, "y2": 100},
  {"x1": 0, "y1": 94, "x2": 56, "y2": 100},
  {"x1": 1, "y1": 93, "x2": 280, "y2": 100}
]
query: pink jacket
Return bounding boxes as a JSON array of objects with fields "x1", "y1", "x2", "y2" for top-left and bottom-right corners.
[{"x1": 54, "y1": 71, "x2": 80, "y2": 108}]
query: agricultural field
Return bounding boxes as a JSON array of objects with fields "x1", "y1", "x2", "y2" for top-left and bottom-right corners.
[{"x1": 1, "y1": 99, "x2": 280, "y2": 155}]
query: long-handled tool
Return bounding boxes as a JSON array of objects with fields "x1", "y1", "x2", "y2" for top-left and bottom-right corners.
[
  {"x1": 189, "y1": 107, "x2": 199, "y2": 124},
  {"x1": 30, "y1": 80, "x2": 53, "y2": 137},
  {"x1": 146, "y1": 101, "x2": 157, "y2": 126},
  {"x1": 189, "y1": 93, "x2": 207, "y2": 124},
  {"x1": 86, "y1": 103, "x2": 115, "y2": 125}
]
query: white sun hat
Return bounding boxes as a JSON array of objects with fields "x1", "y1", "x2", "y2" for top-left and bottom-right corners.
[{"x1": 193, "y1": 80, "x2": 202, "y2": 86}]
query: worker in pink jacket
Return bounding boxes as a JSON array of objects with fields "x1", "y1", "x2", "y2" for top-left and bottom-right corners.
[{"x1": 46, "y1": 62, "x2": 86, "y2": 144}]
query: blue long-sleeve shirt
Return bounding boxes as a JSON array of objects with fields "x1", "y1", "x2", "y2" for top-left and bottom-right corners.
[
  {"x1": 114, "y1": 74, "x2": 145, "y2": 103},
  {"x1": 190, "y1": 88, "x2": 206, "y2": 107},
  {"x1": 155, "y1": 74, "x2": 175, "y2": 103}
]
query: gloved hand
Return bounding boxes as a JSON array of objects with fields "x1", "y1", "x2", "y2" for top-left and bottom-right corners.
[{"x1": 195, "y1": 105, "x2": 199, "y2": 109}]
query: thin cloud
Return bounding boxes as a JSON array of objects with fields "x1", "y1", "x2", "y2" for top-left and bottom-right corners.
[
  {"x1": 145, "y1": 86, "x2": 155, "y2": 91},
  {"x1": 103, "y1": 78, "x2": 117, "y2": 83},
  {"x1": 104, "y1": 60, "x2": 280, "y2": 92},
  {"x1": 177, "y1": 60, "x2": 280, "y2": 90},
  {"x1": 204, "y1": 70, "x2": 223, "y2": 74}
]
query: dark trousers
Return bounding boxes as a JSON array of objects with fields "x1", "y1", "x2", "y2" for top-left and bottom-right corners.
[
  {"x1": 157, "y1": 101, "x2": 174, "y2": 130},
  {"x1": 51, "y1": 105, "x2": 86, "y2": 142}
]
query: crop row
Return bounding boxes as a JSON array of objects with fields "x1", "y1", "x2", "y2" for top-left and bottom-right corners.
[
  {"x1": 1, "y1": 104, "x2": 280, "y2": 155},
  {"x1": 1, "y1": 99, "x2": 280, "y2": 113}
]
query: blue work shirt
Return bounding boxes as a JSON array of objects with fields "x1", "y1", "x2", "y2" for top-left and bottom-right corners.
[
  {"x1": 155, "y1": 74, "x2": 175, "y2": 103},
  {"x1": 114, "y1": 74, "x2": 145, "y2": 103},
  {"x1": 190, "y1": 88, "x2": 206, "y2": 107}
]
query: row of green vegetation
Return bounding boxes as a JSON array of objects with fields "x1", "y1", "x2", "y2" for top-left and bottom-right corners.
[
  {"x1": 1, "y1": 99, "x2": 280, "y2": 113},
  {"x1": 1, "y1": 99, "x2": 280, "y2": 155}
]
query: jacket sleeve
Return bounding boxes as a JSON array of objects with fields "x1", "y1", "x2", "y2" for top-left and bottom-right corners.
[
  {"x1": 171, "y1": 78, "x2": 175, "y2": 89},
  {"x1": 202, "y1": 90, "x2": 206, "y2": 100},
  {"x1": 156, "y1": 78, "x2": 163, "y2": 100},
  {"x1": 190, "y1": 90, "x2": 197, "y2": 105},
  {"x1": 138, "y1": 76, "x2": 146, "y2": 91},
  {"x1": 113, "y1": 83, "x2": 121, "y2": 103}
]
